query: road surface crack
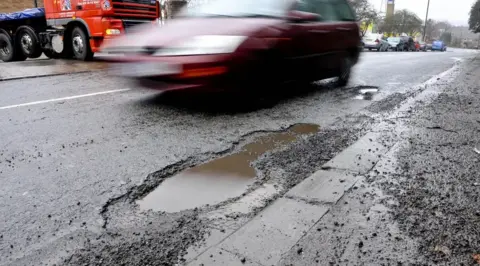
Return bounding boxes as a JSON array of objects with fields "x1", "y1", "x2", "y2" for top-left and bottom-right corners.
[{"x1": 425, "y1": 126, "x2": 459, "y2": 134}]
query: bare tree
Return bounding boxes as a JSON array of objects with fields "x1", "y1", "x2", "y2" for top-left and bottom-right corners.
[
  {"x1": 377, "y1": 9, "x2": 422, "y2": 36},
  {"x1": 423, "y1": 20, "x2": 453, "y2": 41},
  {"x1": 468, "y1": 0, "x2": 480, "y2": 33},
  {"x1": 424, "y1": 19, "x2": 437, "y2": 41},
  {"x1": 347, "y1": 0, "x2": 379, "y2": 36}
]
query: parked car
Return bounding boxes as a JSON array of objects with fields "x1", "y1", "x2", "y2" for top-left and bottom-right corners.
[
  {"x1": 362, "y1": 34, "x2": 389, "y2": 51},
  {"x1": 426, "y1": 43, "x2": 433, "y2": 50},
  {"x1": 387, "y1": 37, "x2": 400, "y2": 51},
  {"x1": 418, "y1": 40, "x2": 427, "y2": 51},
  {"x1": 414, "y1": 41, "x2": 421, "y2": 51},
  {"x1": 396, "y1": 36, "x2": 416, "y2": 51},
  {"x1": 102, "y1": 0, "x2": 362, "y2": 92},
  {"x1": 387, "y1": 37, "x2": 412, "y2": 51},
  {"x1": 431, "y1": 40, "x2": 447, "y2": 51}
]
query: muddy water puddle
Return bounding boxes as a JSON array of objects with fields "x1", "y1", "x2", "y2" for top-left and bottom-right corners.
[{"x1": 137, "y1": 124, "x2": 320, "y2": 212}]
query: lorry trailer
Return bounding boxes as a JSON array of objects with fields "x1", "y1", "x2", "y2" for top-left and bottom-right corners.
[{"x1": 0, "y1": 0, "x2": 159, "y2": 62}]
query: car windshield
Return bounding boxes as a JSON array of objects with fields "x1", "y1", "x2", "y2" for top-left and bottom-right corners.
[
  {"x1": 388, "y1": 37, "x2": 400, "y2": 43},
  {"x1": 179, "y1": 0, "x2": 292, "y2": 18}
]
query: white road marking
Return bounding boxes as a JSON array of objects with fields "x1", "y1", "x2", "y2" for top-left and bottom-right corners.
[{"x1": 0, "y1": 89, "x2": 131, "y2": 110}]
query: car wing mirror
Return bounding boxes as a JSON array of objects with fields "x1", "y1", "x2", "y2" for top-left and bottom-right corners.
[{"x1": 287, "y1": 10, "x2": 320, "y2": 23}]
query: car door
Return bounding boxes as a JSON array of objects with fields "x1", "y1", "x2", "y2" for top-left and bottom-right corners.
[
  {"x1": 329, "y1": 0, "x2": 358, "y2": 64},
  {"x1": 310, "y1": 0, "x2": 342, "y2": 77},
  {"x1": 289, "y1": 0, "x2": 336, "y2": 81}
]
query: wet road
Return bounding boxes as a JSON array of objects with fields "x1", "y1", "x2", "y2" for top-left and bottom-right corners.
[{"x1": 0, "y1": 49, "x2": 477, "y2": 265}]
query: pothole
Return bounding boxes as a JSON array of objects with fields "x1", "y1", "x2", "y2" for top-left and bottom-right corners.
[
  {"x1": 136, "y1": 123, "x2": 320, "y2": 213},
  {"x1": 354, "y1": 86, "x2": 380, "y2": 100}
]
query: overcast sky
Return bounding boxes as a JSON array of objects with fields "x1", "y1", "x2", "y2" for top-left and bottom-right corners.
[{"x1": 368, "y1": 0, "x2": 476, "y2": 26}]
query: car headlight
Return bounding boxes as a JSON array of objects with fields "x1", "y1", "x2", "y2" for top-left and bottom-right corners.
[{"x1": 153, "y1": 35, "x2": 247, "y2": 56}]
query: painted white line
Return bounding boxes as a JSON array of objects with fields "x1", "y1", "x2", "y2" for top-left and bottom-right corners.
[{"x1": 0, "y1": 89, "x2": 131, "y2": 110}]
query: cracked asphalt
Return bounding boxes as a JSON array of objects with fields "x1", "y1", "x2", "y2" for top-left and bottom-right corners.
[{"x1": 0, "y1": 49, "x2": 478, "y2": 266}]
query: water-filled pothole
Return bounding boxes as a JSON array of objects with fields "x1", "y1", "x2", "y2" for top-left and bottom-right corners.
[
  {"x1": 137, "y1": 123, "x2": 320, "y2": 213},
  {"x1": 354, "y1": 87, "x2": 380, "y2": 100}
]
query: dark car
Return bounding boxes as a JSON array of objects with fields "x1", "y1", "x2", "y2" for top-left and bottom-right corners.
[
  {"x1": 101, "y1": 0, "x2": 361, "y2": 92},
  {"x1": 396, "y1": 36, "x2": 416, "y2": 51},
  {"x1": 386, "y1": 36, "x2": 414, "y2": 51}
]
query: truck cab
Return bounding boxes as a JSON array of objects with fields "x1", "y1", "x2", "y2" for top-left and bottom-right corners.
[{"x1": 0, "y1": 0, "x2": 159, "y2": 62}]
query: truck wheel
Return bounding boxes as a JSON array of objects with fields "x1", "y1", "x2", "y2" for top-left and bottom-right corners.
[
  {"x1": 16, "y1": 26, "x2": 42, "y2": 59},
  {"x1": 71, "y1": 26, "x2": 94, "y2": 61},
  {"x1": 0, "y1": 33, "x2": 15, "y2": 62}
]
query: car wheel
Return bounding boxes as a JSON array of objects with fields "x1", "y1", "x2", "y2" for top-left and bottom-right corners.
[
  {"x1": 335, "y1": 57, "x2": 351, "y2": 87},
  {"x1": 16, "y1": 26, "x2": 42, "y2": 59},
  {"x1": 71, "y1": 26, "x2": 94, "y2": 61}
]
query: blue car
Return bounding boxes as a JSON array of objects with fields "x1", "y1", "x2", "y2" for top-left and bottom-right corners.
[{"x1": 431, "y1": 40, "x2": 447, "y2": 52}]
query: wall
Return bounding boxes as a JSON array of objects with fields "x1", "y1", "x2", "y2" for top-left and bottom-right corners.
[{"x1": 0, "y1": 0, "x2": 44, "y2": 13}]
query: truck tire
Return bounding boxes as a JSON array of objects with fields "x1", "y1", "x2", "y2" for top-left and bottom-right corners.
[
  {"x1": 16, "y1": 26, "x2": 43, "y2": 59},
  {"x1": 0, "y1": 33, "x2": 15, "y2": 62},
  {"x1": 71, "y1": 26, "x2": 94, "y2": 61}
]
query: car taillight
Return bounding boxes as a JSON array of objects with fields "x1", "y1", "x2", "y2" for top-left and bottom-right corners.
[{"x1": 375, "y1": 39, "x2": 379, "y2": 43}]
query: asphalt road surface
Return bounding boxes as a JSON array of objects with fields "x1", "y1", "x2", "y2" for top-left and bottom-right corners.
[{"x1": 0, "y1": 49, "x2": 478, "y2": 266}]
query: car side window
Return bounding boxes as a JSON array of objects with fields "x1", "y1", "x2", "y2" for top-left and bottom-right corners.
[
  {"x1": 314, "y1": 0, "x2": 337, "y2": 21},
  {"x1": 331, "y1": 0, "x2": 356, "y2": 21},
  {"x1": 295, "y1": 0, "x2": 317, "y2": 14},
  {"x1": 295, "y1": 0, "x2": 336, "y2": 21}
]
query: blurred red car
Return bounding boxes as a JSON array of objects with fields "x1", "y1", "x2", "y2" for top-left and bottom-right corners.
[
  {"x1": 102, "y1": 0, "x2": 361, "y2": 92},
  {"x1": 414, "y1": 41, "x2": 421, "y2": 51}
]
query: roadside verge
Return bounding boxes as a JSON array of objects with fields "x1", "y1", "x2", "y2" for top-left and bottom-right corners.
[{"x1": 183, "y1": 55, "x2": 477, "y2": 266}]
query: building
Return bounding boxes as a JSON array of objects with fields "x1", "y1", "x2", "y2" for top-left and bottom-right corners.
[
  {"x1": 0, "y1": 0, "x2": 43, "y2": 13},
  {"x1": 386, "y1": 0, "x2": 395, "y2": 19}
]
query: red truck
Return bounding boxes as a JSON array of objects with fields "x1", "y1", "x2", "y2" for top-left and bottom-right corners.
[{"x1": 0, "y1": 0, "x2": 159, "y2": 62}]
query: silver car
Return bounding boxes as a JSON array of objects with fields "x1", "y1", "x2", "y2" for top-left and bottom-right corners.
[{"x1": 362, "y1": 34, "x2": 389, "y2": 51}]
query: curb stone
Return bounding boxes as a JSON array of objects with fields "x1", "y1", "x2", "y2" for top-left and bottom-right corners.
[
  {"x1": 183, "y1": 58, "x2": 469, "y2": 265},
  {"x1": 186, "y1": 132, "x2": 396, "y2": 266}
]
